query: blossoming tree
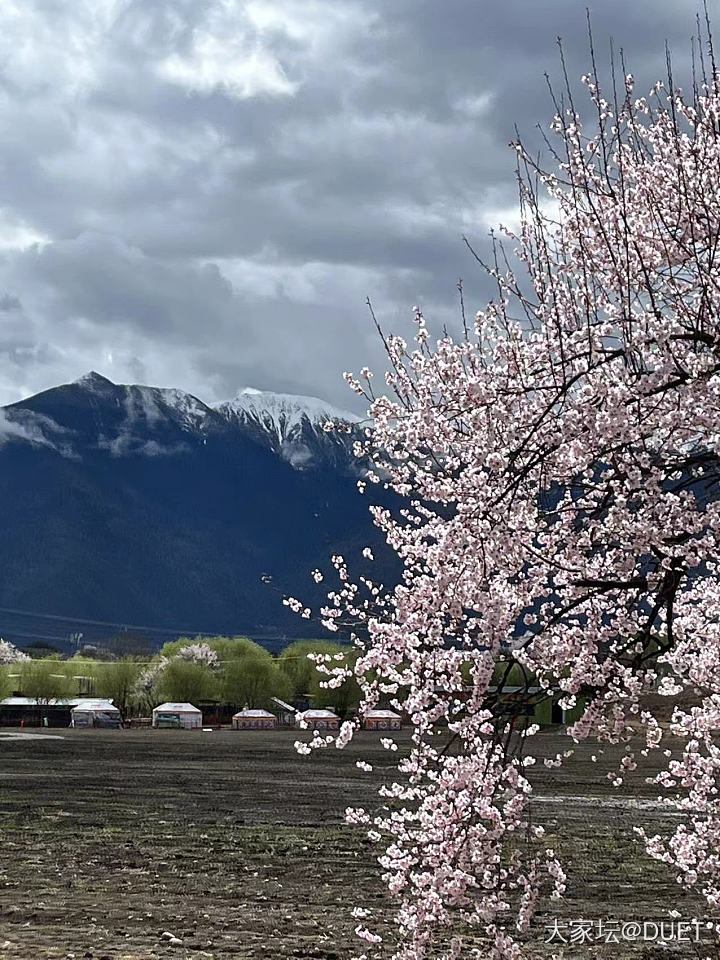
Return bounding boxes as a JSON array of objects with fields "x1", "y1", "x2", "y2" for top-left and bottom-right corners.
[
  {"x1": 133, "y1": 641, "x2": 219, "y2": 706},
  {"x1": 293, "y1": 34, "x2": 720, "y2": 960},
  {"x1": 0, "y1": 638, "x2": 30, "y2": 665}
]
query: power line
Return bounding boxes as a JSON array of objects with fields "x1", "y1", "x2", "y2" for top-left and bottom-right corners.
[
  {"x1": 0, "y1": 604, "x2": 249, "y2": 637},
  {"x1": 0, "y1": 628, "x2": 83, "y2": 644}
]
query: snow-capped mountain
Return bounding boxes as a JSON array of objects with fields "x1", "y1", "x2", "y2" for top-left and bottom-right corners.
[
  {"x1": 216, "y1": 386, "x2": 359, "y2": 442},
  {"x1": 0, "y1": 373, "x2": 386, "y2": 647},
  {"x1": 215, "y1": 387, "x2": 361, "y2": 470},
  {"x1": 1, "y1": 373, "x2": 362, "y2": 471}
]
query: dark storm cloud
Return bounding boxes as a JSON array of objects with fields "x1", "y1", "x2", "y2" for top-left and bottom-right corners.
[{"x1": 0, "y1": 0, "x2": 706, "y2": 407}]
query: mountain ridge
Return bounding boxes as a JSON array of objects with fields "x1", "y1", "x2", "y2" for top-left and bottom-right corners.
[
  {"x1": 0, "y1": 373, "x2": 388, "y2": 650},
  {"x1": 1, "y1": 373, "x2": 364, "y2": 471}
]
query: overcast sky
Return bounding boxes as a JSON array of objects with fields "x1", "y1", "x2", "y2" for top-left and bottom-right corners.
[{"x1": 0, "y1": 0, "x2": 705, "y2": 409}]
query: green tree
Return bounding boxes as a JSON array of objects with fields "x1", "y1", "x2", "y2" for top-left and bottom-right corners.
[
  {"x1": 278, "y1": 640, "x2": 361, "y2": 715},
  {"x1": 207, "y1": 635, "x2": 267, "y2": 662},
  {"x1": 60, "y1": 657, "x2": 99, "y2": 697},
  {"x1": 157, "y1": 660, "x2": 217, "y2": 704},
  {"x1": 221, "y1": 653, "x2": 291, "y2": 709},
  {"x1": 278, "y1": 640, "x2": 334, "y2": 701},
  {"x1": 159, "y1": 634, "x2": 262, "y2": 662},
  {"x1": 95, "y1": 658, "x2": 141, "y2": 715},
  {"x1": 20, "y1": 659, "x2": 70, "y2": 703},
  {"x1": 0, "y1": 665, "x2": 13, "y2": 701},
  {"x1": 490, "y1": 660, "x2": 529, "y2": 688}
]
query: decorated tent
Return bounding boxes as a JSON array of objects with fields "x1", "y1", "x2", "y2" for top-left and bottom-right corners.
[
  {"x1": 296, "y1": 708, "x2": 340, "y2": 731},
  {"x1": 363, "y1": 709, "x2": 402, "y2": 731},
  {"x1": 232, "y1": 708, "x2": 276, "y2": 730},
  {"x1": 152, "y1": 702, "x2": 202, "y2": 729},
  {"x1": 70, "y1": 699, "x2": 122, "y2": 729}
]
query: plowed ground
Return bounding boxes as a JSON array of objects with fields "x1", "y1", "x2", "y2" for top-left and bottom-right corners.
[{"x1": 0, "y1": 728, "x2": 713, "y2": 959}]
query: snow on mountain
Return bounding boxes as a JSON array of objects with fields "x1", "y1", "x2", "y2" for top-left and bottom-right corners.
[
  {"x1": 73, "y1": 371, "x2": 114, "y2": 390},
  {"x1": 97, "y1": 384, "x2": 212, "y2": 457},
  {"x1": 214, "y1": 387, "x2": 361, "y2": 470},
  {"x1": 215, "y1": 387, "x2": 360, "y2": 445},
  {"x1": 62, "y1": 373, "x2": 215, "y2": 457},
  {"x1": 2, "y1": 375, "x2": 363, "y2": 471},
  {"x1": 118, "y1": 384, "x2": 213, "y2": 433},
  {"x1": 74, "y1": 373, "x2": 212, "y2": 430}
]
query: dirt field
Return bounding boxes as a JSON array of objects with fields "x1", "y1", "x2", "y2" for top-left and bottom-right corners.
[{"x1": 0, "y1": 728, "x2": 714, "y2": 959}]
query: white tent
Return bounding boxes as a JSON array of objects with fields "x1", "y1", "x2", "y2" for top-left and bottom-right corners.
[
  {"x1": 152, "y1": 702, "x2": 202, "y2": 729},
  {"x1": 70, "y1": 699, "x2": 122, "y2": 728}
]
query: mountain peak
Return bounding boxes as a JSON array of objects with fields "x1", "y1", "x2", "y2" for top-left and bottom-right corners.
[{"x1": 73, "y1": 371, "x2": 116, "y2": 389}]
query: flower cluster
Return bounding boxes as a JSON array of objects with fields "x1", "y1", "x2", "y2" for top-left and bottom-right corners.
[
  {"x1": 174, "y1": 643, "x2": 219, "y2": 669},
  {"x1": 133, "y1": 657, "x2": 170, "y2": 697},
  {"x1": 0, "y1": 638, "x2": 30, "y2": 665}
]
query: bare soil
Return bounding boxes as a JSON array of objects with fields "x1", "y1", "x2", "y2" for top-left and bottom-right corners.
[{"x1": 0, "y1": 728, "x2": 714, "y2": 959}]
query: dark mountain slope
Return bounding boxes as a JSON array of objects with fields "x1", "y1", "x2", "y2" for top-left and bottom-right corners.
[{"x1": 0, "y1": 374, "x2": 389, "y2": 648}]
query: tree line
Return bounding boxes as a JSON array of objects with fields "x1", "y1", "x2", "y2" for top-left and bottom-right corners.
[{"x1": 0, "y1": 636, "x2": 361, "y2": 717}]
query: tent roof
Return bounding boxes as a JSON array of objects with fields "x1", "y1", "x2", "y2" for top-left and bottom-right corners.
[
  {"x1": 71, "y1": 699, "x2": 119, "y2": 712},
  {"x1": 365, "y1": 709, "x2": 401, "y2": 719},
  {"x1": 1, "y1": 696, "x2": 114, "y2": 708},
  {"x1": 1, "y1": 696, "x2": 73, "y2": 707},
  {"x1": 233, "y1": 709, "x2": 275, "y2": 718},
  {"x1": 153, "y1": 702, "x2": 201, "y2": 713},
  {"x1": 299, "y1": 708, "x2": 340, "y2": 719}
]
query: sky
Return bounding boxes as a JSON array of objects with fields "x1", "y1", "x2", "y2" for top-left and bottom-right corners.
[{"x1": 0, "y1": 0, "x2": 706, "y2": 409}]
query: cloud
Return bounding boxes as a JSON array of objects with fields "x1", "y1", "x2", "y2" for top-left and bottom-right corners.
[
  {"x1": 0, "y1": 210, "x2": 50, "y2": 252},
  {"x1": 155, "y1": 3, "x2": 300, "y2": 99},
  {"x1": 158, "y1": 38, "x2": 298, "y2": 99},
  {"x1": 0, "y1": 0, "x2": 706, "y2": 410},
  {"x1": 98, "y1": 432, "x2": 189, "y2": 457},
  {"x1": 0, "y1": 410, "x2": 45, "y2": 446},
  {"x1": 0, "y1": 408, "x2": 76, "y2": 455},
  {"x1": 96, "y1": 384, "x2": 191, "y2": 456}
]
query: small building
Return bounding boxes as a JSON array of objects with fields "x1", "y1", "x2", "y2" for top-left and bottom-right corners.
[
  {"x1": 152, "y1": 702, "x2": 202, "y2": 729},
  {"x1": 0, "y1": 696, "x2": 74, "y2": 728},
  {"x1": 232, "y1": 708, "x2": 277, "y2": 730},
  {"x1": 296, "y1": 708, "x2": 340, "y2": 731},
  {"x1": 70, "y1": 699, "x2": 123, "y2": 729},
  {"x1": 363, "y1": 709, "x2": 402, "y2": 731},
  {"x1": 197, "y1": 699, "x2": 233, "y2": 727}
]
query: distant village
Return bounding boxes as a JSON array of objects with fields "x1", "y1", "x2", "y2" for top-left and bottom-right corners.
[{"x1": 1, "y1": 634, "x2": 585, "y2": 733}]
